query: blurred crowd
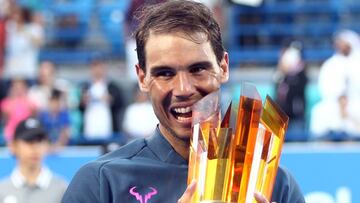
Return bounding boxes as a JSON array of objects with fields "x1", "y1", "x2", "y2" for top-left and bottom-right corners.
[
  {"x1": 0, "y1": 57, "x2": 159, "y2": 150},
  {"x1": 0, "y1": 0, "x2": 228, "y2": 151},
  {"x1": 0, "y1": 0, "x2": 359, "y2": 152},
  {"x1": 274, "y1": 30, "x2": 360, "y2": 142},
  {"x1": 0, "y1": 1, "x2": 161, "y2": 151}
]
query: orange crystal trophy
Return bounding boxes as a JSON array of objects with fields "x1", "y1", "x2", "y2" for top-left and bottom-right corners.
[
  {"x1": 232, "y1": 83, "x2": 262, "y2": 203},
  {"x1": 256, "y1": 95, "x2": 289, "y2": 201},
  {"x1": 188, "y1": 84, "x2": 289, "y2": 203},
  {"x1": 238, "y1": 95, "x2": 288, "y2": 203},
  {"x1": 188, "y1": 91, "x2": 235, "y2": 203},
  {"x1": 188, "y1": 91, "x2": 220, "y2": 202}
]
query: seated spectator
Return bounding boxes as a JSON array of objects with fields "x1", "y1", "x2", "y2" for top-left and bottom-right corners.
[
  {"x1": 0, "y1": 117, "x2": 68, "y2": 203},
  {"x1": 1, "y1": 79, "x2": 37, "y2": 142},
  {"x1": 38, "y1": 89, "x2": 70, "y2": 152},
  {"x1": 310, "y1": 94, "x2": 360, "y2": 141},
  {"x1": 122, "y1": 87, "x2": 158, "y2": 141}
]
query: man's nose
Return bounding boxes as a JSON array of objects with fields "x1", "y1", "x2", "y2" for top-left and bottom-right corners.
[{"x1": 172, "y1": 72, "x2": 195, "y2": 99}]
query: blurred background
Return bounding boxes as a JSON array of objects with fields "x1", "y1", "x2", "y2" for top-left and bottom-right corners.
[{"x1": 0, "y1": 0, "x2": 360, "y2": 202}]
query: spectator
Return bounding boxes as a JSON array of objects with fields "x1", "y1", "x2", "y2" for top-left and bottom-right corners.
[
  {"x1": 38, "y1": 89, "x2": 70, "y2": 153},
  {"x1": 1, "y1": 79, "x2": 37, "y2": 142},
  {"x1": 311, "y1": 29, "x2": 360, "y2": 140},
  {"x1": 317, "y1": 29, "x2": 360, "y2": 101},
  {"x1": 28, "y1": 60, "x2": 70, "y2": 111},
  {"x1": 0, "y1": 117, "x2": 68, "y2": 203},
  {"x1": 79, "y1": 56, "x2": 125, "y2": 140},
  {"x1": 310, "y1": 93, "x2": 360, "y2": 141},
  {"x1": 3, "y1": 5, "x2": 44, "y2": 81},
  {"x1": 122, "y1": 86, "x2": 158, "y2": 140},
  {"x1": 274, "y1": 41, "x2": 307, "y2": 136},
  {"x1": 29, "y1": 60, "x2": 81, "y2": 140}
]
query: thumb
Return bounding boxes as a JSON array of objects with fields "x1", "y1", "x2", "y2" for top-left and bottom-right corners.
[
  {"x1": 178, "y1": 180, "x2": 197, "y2": 203},
  {"x1": 254, "y1": 191, "x2": 270, "y2": 203}
]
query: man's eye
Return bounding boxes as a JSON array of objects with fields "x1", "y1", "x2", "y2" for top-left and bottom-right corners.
[
  {"x1": 156, "y1": 71, "x2": 175, "y2": 77},
  {"x1": 189, "y1": 66, "x2": 206, "y2": 74}
]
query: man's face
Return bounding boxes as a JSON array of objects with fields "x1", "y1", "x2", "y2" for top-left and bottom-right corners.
[
  {"x1": 10, "y1": 140, "x2": 49, "y2": 169},
  {"x1": 49, "y1": 98, "x2": 61, "y2": 113},
  {"x1": 39, "y1": 62, "x2": 55, "y2": 85},
  {"x1": 136, "y1": 31, "x2": 229, "y2": 142},
  {"x1": 335, "y1": 38, "x2": 351, "y2": 56},
  {"x1": 91, "y1": 62, "x2": 106, "y2": 80}
]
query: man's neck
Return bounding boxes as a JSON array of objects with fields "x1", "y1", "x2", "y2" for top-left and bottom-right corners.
[
  {"x1": 174, "y1": 141, "x2": 190, "y2": 160},
  {"x1": 19, "y1": 165, "x2": 41, "y2": 185},
  {"x1": 159, "y1": 126, "x2": 190, "y2": 160}
]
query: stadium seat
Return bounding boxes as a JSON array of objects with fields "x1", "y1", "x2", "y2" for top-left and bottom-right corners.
[
  {"x1": 97, "y1": 0, "x2": 130, "y2": 58},
  {"x1": 228, "y1": 0, "x2": 360, "y2": 66}
]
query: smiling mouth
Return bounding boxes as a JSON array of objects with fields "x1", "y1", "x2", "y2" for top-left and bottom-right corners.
[{"x1": 171, "y1": 106, "x2": 193, "y2": 122}]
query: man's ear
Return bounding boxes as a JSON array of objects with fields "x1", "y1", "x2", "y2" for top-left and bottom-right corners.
[
  {"x1": 7, "y1": 141, "x2": 16, "y2": 156},
  {"x1": 219, "y1": 52, "x2": 229, "y2": 83},
  {"x1": 136, "y1": 64, "x2": 149, "y2": 92}
]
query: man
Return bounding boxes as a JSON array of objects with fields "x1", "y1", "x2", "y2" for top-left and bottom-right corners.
[
  {"x1": 62, "y1": 1, "x2": 305, "y2": 202},
  {"x1": 311, "y1": 30, "x2": 360, "y2": 140},
  {"x1": 79, "y1": 55, "x2": 125, "y2": 139},
  {"x1": 0, "y1": 117, "x2": 68, "y2": 203}
]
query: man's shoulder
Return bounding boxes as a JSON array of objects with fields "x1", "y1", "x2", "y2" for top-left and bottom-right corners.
[
  {"x1": 100, "y1": 138, "x2": 147, "y2": 160},
  {"x1": 0, "y1": 178, "x2": 14, "y2": 202},
  {"x1": 276, "y1": 166, "x2": 292, "y2": 181},
  {"x1": 0, "y1": 177, "x2": 11, "y2": 187},
  {"x1": 51, "y1": 174, "x2": 69, "y2": 188},
  {"x1": 272, "y1": 166, "x2": 305, "y2": 203},
  {"x1": 80, "y1": 138, "x2": 147, "y2": 172},
  {"x1": 61, "y1": 139, "x2": 149, "y2": 202},
  {"x1": 0, "y1": 177, "x2": 14, "y2": 195}
]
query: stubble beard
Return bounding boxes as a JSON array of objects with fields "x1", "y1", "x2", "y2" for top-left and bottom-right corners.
[{"x1": 164, "y1": 124, "x2": 191, "y2": 144}]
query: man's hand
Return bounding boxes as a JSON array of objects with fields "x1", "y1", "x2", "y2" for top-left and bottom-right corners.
[
  {"x1": 178, "y1": 180, "x2": 197, "y2": 203},
  {"x1": 254, "y1": 191, "x2": 275, "y2": 203}
]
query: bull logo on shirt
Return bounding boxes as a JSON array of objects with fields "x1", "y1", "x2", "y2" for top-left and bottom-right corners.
[{"x1": 129, "y1": 186, "x2": 158, "y2": 203}]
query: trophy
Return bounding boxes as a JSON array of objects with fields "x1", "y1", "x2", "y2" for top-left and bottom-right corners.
[{"x1": 188, "y1": 83, "x2": 289, "y2": 203}]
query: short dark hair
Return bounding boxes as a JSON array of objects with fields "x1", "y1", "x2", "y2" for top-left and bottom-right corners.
[
  {"x1": 135, "y1": 0, "x2": 225, "y2": 71},
  {"x1": 50, "y1": 88, "x2": 63, "y2": 100},
  {"x1": 14, "y1": 118, "x2": 48, "y2": 142}
]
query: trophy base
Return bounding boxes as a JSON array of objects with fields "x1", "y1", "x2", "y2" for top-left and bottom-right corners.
[{"x1": 199, "y1": 201, "x2": 226, "y2": 203}]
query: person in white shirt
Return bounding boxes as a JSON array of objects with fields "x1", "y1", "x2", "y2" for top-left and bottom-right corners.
[
  {"x1": 311, "y1": 29, "x2": 360, "y2": 140},
  {"x1": 4, "y1": 6, "x2": 44, "y2": 80},
  {"x1": 123, "y1": 88, "x2": 158, "y2": 140},
  {"x1": 79, "y1": 57, "x2": 125, "y2": 140}
]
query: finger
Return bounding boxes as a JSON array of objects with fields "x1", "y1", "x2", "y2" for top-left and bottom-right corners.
[
  {"x1": 178, "y1": 180, "x2": 197, "y2": 203},
  {"x1": 254, "y1": 191, "x2": 269, "y2": 203}
]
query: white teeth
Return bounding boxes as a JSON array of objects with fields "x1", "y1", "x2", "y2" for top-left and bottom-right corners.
[
  {"x1": 177, "y1": 116, "x2": 191, "y2": 122},
  {"x1": 173, "y1": 106, "x2": 192, "y2": 114}
]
